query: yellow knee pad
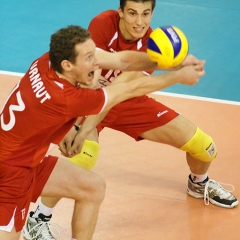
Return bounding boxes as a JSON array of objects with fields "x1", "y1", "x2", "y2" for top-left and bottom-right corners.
[
  {"x1": 180, "y1": 127, "x2": 217, "y2": 162},
  {"x1": 68, "y1": 140, "x2": 100, "y2": 170}
]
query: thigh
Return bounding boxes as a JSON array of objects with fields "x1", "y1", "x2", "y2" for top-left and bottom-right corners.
[
  {"x1": 33, "y1": 155, "x2": 58, "y2": 202},
  {"x1": 0, "y1": 228, "x2": 20, "y2": 240},
  {"x1": 140, "y1": 114, "x2": 197, "y2": 148},
  {"x1": 40, "y1": 157, "x2": 103, "y2": 199},
  {"x1": 99, "y1": 96, "x2": 179, "y2": 140}
]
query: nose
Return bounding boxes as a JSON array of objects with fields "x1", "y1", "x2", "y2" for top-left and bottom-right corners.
[
  {"x1": 94, "y1": 56, "x2": 100, "y2": 67},
  {"x1": 136, "y1": 15, "x2": 143, "y2": 25}
]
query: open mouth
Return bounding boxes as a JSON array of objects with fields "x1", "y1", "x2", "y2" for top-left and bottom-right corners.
[
  {"x1": 133, "y1": 27, "x2": 144, "y2": 32},
  {"x1": 88, "y1": 71, "x2": 94, "y2": 78}
]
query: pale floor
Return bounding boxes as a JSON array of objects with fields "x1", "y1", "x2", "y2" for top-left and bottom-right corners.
[{"x1": 1, "y1": 74, "x2": 240, "y2": 240}]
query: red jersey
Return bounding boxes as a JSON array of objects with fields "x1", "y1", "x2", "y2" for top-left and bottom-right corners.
[
  {"x1": 0, "y1": 53, "x2": 107, "y2": 167},
  {"x1": 88, "y1": 10, "x2": 179, "y2": 141},
  {"x1": 88, "y1": 10, "x2": 153, "y2": 87}
]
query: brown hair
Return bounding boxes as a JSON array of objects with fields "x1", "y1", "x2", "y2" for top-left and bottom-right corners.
[{"x1": 49, "y1": 25, "x2": 91, "y2": 73}]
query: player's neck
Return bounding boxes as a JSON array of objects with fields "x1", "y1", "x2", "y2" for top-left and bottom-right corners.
[{"x1": 55, "y1": 71, "x2": 76, "y2": 86}]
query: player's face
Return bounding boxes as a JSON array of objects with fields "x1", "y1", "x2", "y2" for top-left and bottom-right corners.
[
  {"x1": 118, "y1": 1, "x2": 153, "y2": 41},
  {"x1": 72, "y1": 39, "x2": 100, "y2": 86}
]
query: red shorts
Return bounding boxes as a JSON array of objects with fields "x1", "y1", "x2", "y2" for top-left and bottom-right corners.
[
  {"x1": 97, "y1": 95, "x2": 179, "y2": 140},
  {"x1": 0, "y1": 155, "x2": 57, "y2": 232}
]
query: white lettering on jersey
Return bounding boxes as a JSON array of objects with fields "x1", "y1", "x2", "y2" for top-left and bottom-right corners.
[
  {"x1": 29, "y1": 61, "x2": 51, "y2": 103},
  {"x1": 1, "y1": 82, "x2": 25, "y2": 131}
]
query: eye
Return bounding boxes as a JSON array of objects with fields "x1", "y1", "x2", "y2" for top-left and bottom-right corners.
[
  {"x1": 129, "y1": 12, "x2": 136, "y2": 16},
  {"x1": 87, "y1": 55, "x2": 93, "y2": 61},
  {"x1": 143, "y1": 12, "x2": 150, "y2": 17}
]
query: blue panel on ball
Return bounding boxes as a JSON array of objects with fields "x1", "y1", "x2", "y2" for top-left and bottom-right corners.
[
  {"x1": 147, "y1": 37, "x2": 162, "y2": 54},
  {"x1": 160, "y1": 26, "x2": 181, "y2": 57}
]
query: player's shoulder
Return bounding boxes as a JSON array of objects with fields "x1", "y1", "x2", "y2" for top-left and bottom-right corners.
[
  {"x1": 94, "y1": 9, "x2": 118, "y2": 19},
  {"x1": 29, "y1": 52, "x2": 48, "y2": 65},
  {"x1": 90, "y1": 10, "x2": 119, "y2": 25}
]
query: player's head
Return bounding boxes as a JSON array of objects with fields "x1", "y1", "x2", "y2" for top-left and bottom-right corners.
[
  {"x1": 50, "y1": 25, "x2": 99, "y2": 86},
  {"x1": 50, "y1": 25, "x2": 91, "y2": 73},
  {"x1": 119, "y1": 0, "x2": 156, "y2": 10},
  {"x1": 118, "y1": 0, "x2": 155, "y2": 41}
]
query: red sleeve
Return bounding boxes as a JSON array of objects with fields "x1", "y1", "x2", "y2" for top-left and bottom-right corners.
[
  {"x1": 64, "y1": 87, "x2": 107, "y2": 118},
  {"x1": 88, "y1": 10, "x2": 117, "y2": 50}
]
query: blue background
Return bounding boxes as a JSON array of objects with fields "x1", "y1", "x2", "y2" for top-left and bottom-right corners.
[{"x1": 1, "y1": 0, "x2": 239, "y2": 102}]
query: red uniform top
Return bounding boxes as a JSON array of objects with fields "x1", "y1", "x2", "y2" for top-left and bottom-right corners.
[
  {"x1": 0, "y1": 53, "x2": 107, "y2": 167},
  {"x1": 88, "y1": 10, "x2": 179, "y2": 141},
  {"x1": 88, "y1": 10, "x2": 153, "y2": 87}
]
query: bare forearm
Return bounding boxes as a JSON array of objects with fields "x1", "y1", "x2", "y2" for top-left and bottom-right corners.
[
  {"x1": 116, "y1": 51, "x2": 162, "y2": 71},
  {"x1": 98, "y1": 50, "x2": 205, "y2": 74},
  {"x1": 103, "y1": 64, "x2": 204, "y2": 112},
  {"x1": 97, "y1": 50, "x2": 165, "y2": 72},
  {"x1": 76, "y1": 111, "x2": 108, "y2": 140},
  {"x1": 103, "y1": 72, "x2": 176, "y2": 111}
]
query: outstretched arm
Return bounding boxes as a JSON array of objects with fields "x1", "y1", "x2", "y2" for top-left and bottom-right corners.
[
  {"x1": 102, "y1": 62, "x2": 205, "y2": 113},
  {"x1": 63, "y1": 62, "x2": 205, "y2": 156},
  {"x1": 97, "y1": 48, "x2": 203, "y2": 72}
]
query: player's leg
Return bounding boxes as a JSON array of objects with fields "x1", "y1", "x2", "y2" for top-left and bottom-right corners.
[
  {"x1": 24, "y1": 160, "x2": 103, "y2": 240},
  {"x1": 104, "y1": 96, "x2": 238, "y2": 208},
  {"x1": 23, "y1": 153, "x2": 105, "y2": 240},
  {"x1": 24, "y1": 128, "x2": 100, "y2": 239},
  {"x1": 0, "y1": 228, "x2": 20, "y2": 240},
  {"x1": 40, "y1": 157, "x2": 105, "y2": 240},
  {"x1": 140, "y1": 114, "x2": 212, "y2": 173},
  {"x1": 140, "y1": 113, "x2": 238, "y2": 208},
  {"x1": 38, "y1": 128, "x2": 99, "y2": 208}
]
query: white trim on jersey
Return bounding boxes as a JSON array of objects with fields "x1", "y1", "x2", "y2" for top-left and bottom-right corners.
[
  {"x1": 137, "y1": 39, "x2": 143, "y2": 50},
  {"x1": 108, "y1": 31, "x2": 118, "y2": 47},
  {"x1": 54, "y1": 81, "x2": 64, "y2": 89},
  {"x1": 142, "y1": 71, "x2": 150, "y2": 76}
]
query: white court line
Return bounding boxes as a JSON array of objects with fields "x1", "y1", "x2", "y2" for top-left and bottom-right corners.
[
  {"x1": 0, "y1": 70, "x2": 24, "y2": 77},
  {"x1": 152, "y1": 91, "x2": 240, "y2": 106},
  {"x1": 1, "y1": 70, "x2": 240, "y2": 106}
]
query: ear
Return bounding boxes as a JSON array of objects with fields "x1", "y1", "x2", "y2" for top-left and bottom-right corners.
[
  {"x1": 118, "y1": 7, "x2": 124, "y2": 18},
  {"x1": 61, "y1": 60, "x2": 72, "y2": 72}
]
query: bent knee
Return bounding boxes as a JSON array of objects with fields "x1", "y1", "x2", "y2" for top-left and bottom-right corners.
[
  {"x1": 92, "y1": 174, "x2": 106, "y2": 202},
  {"x1": 80, "y1": 173, "x2": 106, "y2": 203},
  {"x1": 180, "y1": 127, "x2": 217, "y2": 162}
]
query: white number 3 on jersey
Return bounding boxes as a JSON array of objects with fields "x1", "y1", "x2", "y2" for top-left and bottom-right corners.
[{"x1": 0, "y1": 81, "x2": 25, "y2": 131}]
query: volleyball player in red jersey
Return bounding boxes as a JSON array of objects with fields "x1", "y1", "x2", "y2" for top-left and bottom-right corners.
[
  {"x1": 82, "y1": 0, "x2": 238, "y2": 209},
  {"x1": 27, "y1": 1, "x2": 240, "y2": 239},
  {"x1": 87, "y1": 0, "x2": 239, "y2": 204},
  {"x1": 0, "y1": 23, "x2": 207, "y2": 239},
  {"x1": 32, "y1": 3, "x2": 238, "y2": 239}
]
